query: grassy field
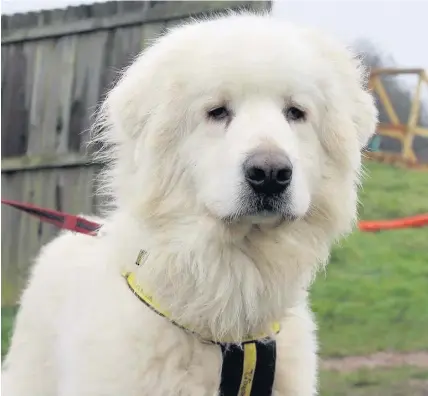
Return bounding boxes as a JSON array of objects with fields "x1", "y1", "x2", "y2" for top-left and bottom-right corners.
[
  {"x1": 314, "y1": 161, "x2": 428, "y2": 394},
  {"x1": 2, "y1": 306, "x2": 16, "y2": 359},
  {"x1": 2, "y1": 161, "x2": 428, "y2": 394},
  {"x1": 312, "y1": 161, "x2": 428, "y2": 358}
]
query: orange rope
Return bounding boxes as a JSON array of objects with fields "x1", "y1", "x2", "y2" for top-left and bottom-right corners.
[
  {"x1": 2, "y1": 199, "x2": 427, "y2": 234},
  {"x1": 358, "y1": 214, "x2": 428, "y2": 232}
]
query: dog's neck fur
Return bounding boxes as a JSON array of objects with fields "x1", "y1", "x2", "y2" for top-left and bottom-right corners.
[
  {"x1": 96, "y1": 140, "x2": 358, "y2": 342},
  {"x1": 98, "y1": 141, "x2": 357, "y2": 342},
  {"x1": 104, "y1": 208, "x2": 334, "y2": 343}
]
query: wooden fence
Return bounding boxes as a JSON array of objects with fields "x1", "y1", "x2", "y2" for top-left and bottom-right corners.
[{"x1": 1, "y1": 1, "x2": 271, "y2": 306}]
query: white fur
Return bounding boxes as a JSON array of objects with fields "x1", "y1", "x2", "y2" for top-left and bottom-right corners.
[{"x1": 2, "y1": 13, "x2": 377, "y2": 396}]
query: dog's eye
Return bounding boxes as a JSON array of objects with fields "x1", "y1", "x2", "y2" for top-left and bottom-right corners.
[
  {"x1": 207, "y1": 106, "x2": 230, "y2": 121},
  {"x1": 285, "y1": 106, "x2": 306, "y2": 122}
]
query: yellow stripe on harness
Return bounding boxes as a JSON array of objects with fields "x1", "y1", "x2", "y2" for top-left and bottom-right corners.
[{"x1": 239, "y1": 343, "x2": 257, "y2": 396}]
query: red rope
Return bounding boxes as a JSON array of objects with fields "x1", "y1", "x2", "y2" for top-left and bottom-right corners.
[{"x1": 1, "y1": 199, "x2": 100, "y2": 236}]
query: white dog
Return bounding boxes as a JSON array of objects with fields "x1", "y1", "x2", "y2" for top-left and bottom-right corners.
[{"x1": 2, "y1": 12, "x2": 377, "y2": 396}]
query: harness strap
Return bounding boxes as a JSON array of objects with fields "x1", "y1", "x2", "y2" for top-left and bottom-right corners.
[{"x1": 220, "y1": 342, "x2": 276, "y2": 396}]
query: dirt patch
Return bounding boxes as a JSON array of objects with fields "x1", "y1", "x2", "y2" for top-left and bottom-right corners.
[{"x1": 322, "y1": 351, "x2": 428, "y2": 372}]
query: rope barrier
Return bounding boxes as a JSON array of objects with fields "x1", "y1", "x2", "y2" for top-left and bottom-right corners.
[{"x1": 2, "y1": 199, "x2": 428, "y2": 235}]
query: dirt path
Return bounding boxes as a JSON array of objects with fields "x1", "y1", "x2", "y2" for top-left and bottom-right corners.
[{"x1": 321, "y1": 351, "x2": 428, "y2": 372}]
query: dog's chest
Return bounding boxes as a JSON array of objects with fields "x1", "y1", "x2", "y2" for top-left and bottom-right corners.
[
  {"x1": 136, "y1": 333, "x2": 223, "y2": 395},
  {"x1": 137, "y1": 336, "x2": 278, "y2": 396}
]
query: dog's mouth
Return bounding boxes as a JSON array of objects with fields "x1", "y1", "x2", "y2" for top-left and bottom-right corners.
[{"x1": 222, "y1": 196, "x2": 298, "y2": 226}]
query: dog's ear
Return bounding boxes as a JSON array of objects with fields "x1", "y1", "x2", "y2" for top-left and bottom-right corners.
[
  {"x1": 102, "y1": 60, "x2": 154, "y2": 144},
  {"x1": 304, "y1": 29, "x2": 378, "y2": 150},
  {"x1": 347, "y1": 61, "x2": 379, "y2": 149},
  {"x1": 336, "y1": 55, "x2": 379, "y2": 150},
  {"x1": 100, "y1": 39, "x2": 171, "y2": 147},
  {"x1": 333, "y1": 54, "x2": 378, "y2": 150}
]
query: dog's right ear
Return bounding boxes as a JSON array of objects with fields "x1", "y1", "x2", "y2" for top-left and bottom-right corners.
[{"x1": 102, "y1": 55, "x2": 157, "y2": 145}]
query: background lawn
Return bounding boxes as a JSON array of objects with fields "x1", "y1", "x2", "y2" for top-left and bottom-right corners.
[
  {"x1": 2, "y1": 161, "x2": 428, "y2": 394},
  {"x1": 312, "y1": 161, "x2": 428, "y2": 357},
  {"x1": 2, "y1": 306, "x2": 17, "y2": 359},
  {"x1": 314, "y1": 161, "x2": 428, "y2": 393}
]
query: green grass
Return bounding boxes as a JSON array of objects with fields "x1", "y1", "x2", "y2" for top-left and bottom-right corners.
[
  {"x1": 320, "y1": 366, "x2": 428, "y2": 396},
  {"x1": 357, "y1": 161, "x2": 428, "y2": 220},
  {"x1": 2, "y1": 306, "x2": 17, "y2": 360},
  {"x1": 312, "y1": 161, "x2": 428, "y2": 357}
]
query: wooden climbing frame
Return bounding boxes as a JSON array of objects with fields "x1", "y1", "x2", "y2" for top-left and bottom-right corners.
[{"x1": 366, "y1": 68, "x2": 428, "y2": 168}]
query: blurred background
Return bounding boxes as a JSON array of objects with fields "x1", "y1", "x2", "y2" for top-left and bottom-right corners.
[{"x1": 1, "y1": 1, "x2": 427, "y2": 394}]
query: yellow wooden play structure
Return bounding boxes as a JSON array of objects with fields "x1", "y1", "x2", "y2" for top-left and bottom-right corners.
[{"x1": 366, "y1": 68, "x2": 428, "y2": 169}]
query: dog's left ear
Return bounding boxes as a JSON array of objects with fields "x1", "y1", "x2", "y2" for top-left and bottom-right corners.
[
  {"x1": 331, "y1": 51, "x2": 379, "y2": 150},
  {"x1": 304, "y1": 29, "x2": 378, "y2": 149},
  {"x1": 349, "y1": 61, "x2": 379, "y2": 149}
]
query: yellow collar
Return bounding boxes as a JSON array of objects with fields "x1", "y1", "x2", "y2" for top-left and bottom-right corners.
[
  {"x1": 122, "y1": 249, "x2": 280, "y2": 345},
  {"x1": 123, "y1": 270, "x2": 280, "y2": 344}
]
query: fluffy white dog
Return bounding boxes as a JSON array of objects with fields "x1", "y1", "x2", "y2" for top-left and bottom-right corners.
[{"x1": 2, "y1": 12, "x2": 377, "y2": 396}]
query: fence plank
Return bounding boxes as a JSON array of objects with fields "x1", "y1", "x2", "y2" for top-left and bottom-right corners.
[
  {"x1": 56, "y1": 36, "x2": 78, "y2": 153},
  {"x1": 27, "y1": 40, "x2": 52, "y2": 155},
  {"x1": 69, "y1": 31, "x2": 109, "y2": 152},
  {"x1": 1, "y1": 44, "x2": 29, "y2": 157},
  {"x1": 1, "y1": 172, "x2": 25, "y2": 305}
]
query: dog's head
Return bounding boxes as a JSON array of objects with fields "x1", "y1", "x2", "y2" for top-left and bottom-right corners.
[{"x1": 98, "y1": 14, "x2": 377, "y2": 238}]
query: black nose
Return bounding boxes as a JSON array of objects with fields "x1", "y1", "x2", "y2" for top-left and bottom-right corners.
[{"x1": 244, "y1": 150, "x2": 293, "y2": 196}]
